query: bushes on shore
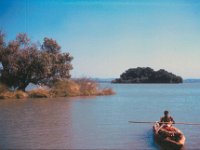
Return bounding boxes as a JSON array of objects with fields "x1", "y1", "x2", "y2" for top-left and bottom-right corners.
[
  {"x1": 28, "y1": 89, "x2": 50, "y2": 98},
  {"x1": 51, "y1": 79, "x2": 115, "y2": 97},
  {"x1": 0, "y1": 79, "x2": 115, "y2": 99},
  {"x1": 51, "y1": 80, "x2": 80, "y2": 97},
  {"x1": 0, "y1": 31, "x2": 115, "y2": 99},
  {"x1": 0, "y1": 90, "x2": 28, "y2": 99}
]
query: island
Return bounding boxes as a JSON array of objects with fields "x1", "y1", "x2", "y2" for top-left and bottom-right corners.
[
  {"x1": 112, "y1": 67, "x2": 183, "y2": 83},
  {"x1": 0, "y1": 31, "x2": 114, "y2": 99}
]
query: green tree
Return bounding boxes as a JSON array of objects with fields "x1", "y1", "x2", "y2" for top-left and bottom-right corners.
[{"x1": 0, "y1": 31, "x2": 73, "y2": 91}]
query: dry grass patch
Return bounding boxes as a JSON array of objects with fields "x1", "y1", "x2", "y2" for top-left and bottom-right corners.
[
  {"x1": 14, "y1": 90, "x2": 28, "y2": 99},
  {"x1": 28, "y1": 89, "x2": 50, "y2": 98},
  {"x1": 75, "y1": 78, "x2": 98, "y2": 96},
  {"x1": 0, "y1": 91, "x2": 15, "y2": 99},
  {"x1": 50, "y1": 78, "x2": 115, "y2": 97},
  {"x1": 51, "y1": 80, "x2": 80, "y2": 97},
  {"x1": 0, "y1": 90, "x2": 28, "y2": 99},
  {"x1": 98, "y1": 88, "x2": 115, "y2": 96},
  {"x1": 0, "y1": 78, "x2": 115, "y2": 99}
]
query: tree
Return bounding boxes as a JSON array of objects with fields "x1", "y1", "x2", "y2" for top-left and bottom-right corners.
[
  {"x1": 0, "y1": 32, "x2": 73, "y2": 91},
  {"x1": 112, "y1": 67, "x2": 183, "y2": 83}
]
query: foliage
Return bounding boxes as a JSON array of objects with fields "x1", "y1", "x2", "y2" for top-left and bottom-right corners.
[
  {"x1": 0, "y1": 31, "x2": 73, "y2": 91},
  {"x1": 112, "y1": 67, "x2": 183, "y2": 83}
]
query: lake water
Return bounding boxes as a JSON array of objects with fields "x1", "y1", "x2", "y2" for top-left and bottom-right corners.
[{"x1": 0, "y1": 83, "x2": 200, "y2": 149}]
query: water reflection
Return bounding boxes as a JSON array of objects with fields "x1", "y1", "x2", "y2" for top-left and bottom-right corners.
[{"x1": 0, "y1": 98, "x2": 74, "y2": 149}]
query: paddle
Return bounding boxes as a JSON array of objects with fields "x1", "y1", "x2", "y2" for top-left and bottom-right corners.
[{"x1": 129, "y1": 121, "x2": 200, "y2": 125}]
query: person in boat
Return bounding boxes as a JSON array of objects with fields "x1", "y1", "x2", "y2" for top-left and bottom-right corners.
[{"x1": 160, "y1": 110, "x2": 175, "y2": 126}]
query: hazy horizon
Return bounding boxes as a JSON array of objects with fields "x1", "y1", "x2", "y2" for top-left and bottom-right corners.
[{"x1": 1, "y1": 0, "x2": 200, "y2": 79}]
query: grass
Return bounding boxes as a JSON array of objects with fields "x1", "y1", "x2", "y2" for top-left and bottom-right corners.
[
  {"x1": 51, "y1": 78, "x2": 115, "y2": 97},
  {"x1": 0, "y1": 78, "x2": 115, "y2": 99},
  {"x1": 98, "y1": 88, "x2": 115, "y2": 96},
  {"x1": 74, "y1": 78, "x2": 99, "y2": 96},
  {"x1": 28, "y1": 89, "x2": 50, "y2": 98},
  {"x1": 0, "y1": 90, "x2": 28, "y2": 99},
  {"x1": 51, "y1": 80, "x2": 80, "y2": 97}
]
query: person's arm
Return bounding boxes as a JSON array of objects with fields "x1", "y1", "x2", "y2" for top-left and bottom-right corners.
[
  {"x1": 160, "y1": 117, "x2": 164, "y2": 122},
  {"x1": 159, "y1": 117, "x2": 163, "y2": 125},
  {"x1": 170, "y1": 116, "x2": 175, "y2": 124}
]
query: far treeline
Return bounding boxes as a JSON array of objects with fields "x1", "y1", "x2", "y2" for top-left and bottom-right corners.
[
  {"x1": 0, "y1": 31, "x2": 114, "y2": 99},
  {"x1": 112, "y1": 67, "x2": 183, "y2": 84}
]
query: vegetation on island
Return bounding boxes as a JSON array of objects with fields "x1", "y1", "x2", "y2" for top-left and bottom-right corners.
[
  {"x1": 0, "y1": 31, "x2": 114, "y2": 99},
  {"x1": 0, "y1": 78, "x2": 115, "y2": 99},
  {"x1": 112, "y1": 67, "x2": 183, "y2": 83}
]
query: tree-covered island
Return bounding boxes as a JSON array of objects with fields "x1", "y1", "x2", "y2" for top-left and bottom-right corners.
[
  {"x1": 0, "y1": 31, "x2": 114, "y2": 99},
  {"x1": 112, "y1": 67, "x2": 183, "y2": 84}
]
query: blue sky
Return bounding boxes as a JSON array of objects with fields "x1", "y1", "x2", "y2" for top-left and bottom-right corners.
[{"x1": 0, "y1": 0, "x2": 200, "y2": 78}]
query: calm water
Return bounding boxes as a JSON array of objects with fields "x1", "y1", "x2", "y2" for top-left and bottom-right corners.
[{"x1": 0, "y1": 83, "x2": 200, "y2": 149}]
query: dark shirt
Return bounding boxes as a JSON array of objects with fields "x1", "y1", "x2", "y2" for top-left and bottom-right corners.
[{"x1": 160, "y1": 116, "x2": 175, "y2": 123}]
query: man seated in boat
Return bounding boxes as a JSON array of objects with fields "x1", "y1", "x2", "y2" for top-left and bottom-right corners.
[
  {"x1": 157, "y1": 111, "x2": 184, "y2": 145},
  {"x1": 160, "y1": 110, "x2": 175, "y2": 127}
]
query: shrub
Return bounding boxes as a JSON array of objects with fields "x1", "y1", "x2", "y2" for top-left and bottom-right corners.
[
  {"x1": 51, "y1": 78, "x2": 115, "y2": 97},
  {"x1": 0, "y1": 83, "x2": 28, "y2": 99},
  {"x1": 28, "y1": 89, "x2": 50, "y2": 98},
  {"x1": 0, "y1": 78, "x2": 115, "y2": 99},
  {"x1": 0, "y1": 91, "x2": 15, "y2": 99},
  {"x1": 74, "y1": 78, "x2": 98, "y2": 96},
  {"x1": 51, "y1": 80, "x2": 80, "y2": 97},
  {"x1": 14, "y1": 90, "x2": 28, "y2": 99},
  {"x1": 99, "y1": 88, "x2": 115, "y2": 96}
]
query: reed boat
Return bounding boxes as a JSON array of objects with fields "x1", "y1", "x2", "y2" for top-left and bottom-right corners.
[{"x1": 153, "y1": 122, "x2": 185, "y2": 150}]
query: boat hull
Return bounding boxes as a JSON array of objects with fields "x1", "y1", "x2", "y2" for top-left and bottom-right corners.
[{"x1": 153, "y1": 122, "x2": 185, "y2": 150}]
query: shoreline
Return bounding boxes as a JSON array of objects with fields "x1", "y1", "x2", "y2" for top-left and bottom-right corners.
[
  {"x1": 0, "y1": 79, "x2": 115, "y2": 99},
  {"x1": 0, "y1": 88, "x2": 115, "y2": 99}
]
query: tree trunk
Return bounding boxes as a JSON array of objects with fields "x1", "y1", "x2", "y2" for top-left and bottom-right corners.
[{"x1": 17, "y1": 82, "x2": 28, "y2": 92}]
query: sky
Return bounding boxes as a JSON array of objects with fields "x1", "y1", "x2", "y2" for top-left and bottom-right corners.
[{"x1": 0, "y1": 0, "x2": 200, "y2": 79}]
